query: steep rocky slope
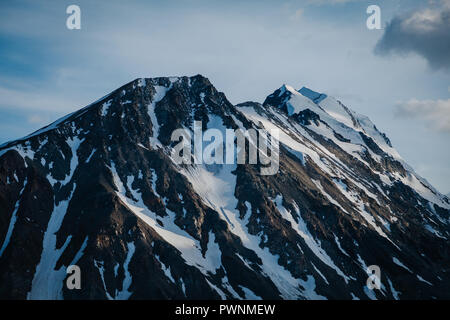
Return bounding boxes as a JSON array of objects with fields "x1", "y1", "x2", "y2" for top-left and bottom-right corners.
[{"x1": 0, "y1": 75, "x2": 448, "y2": 300}]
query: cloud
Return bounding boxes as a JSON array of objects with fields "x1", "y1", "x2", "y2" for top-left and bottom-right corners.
[
  {"x1": 27, "y1": 114, "x2": 51, "y2": 125},
  {"x1": 375, "y1": 1, "x2": 450, "y2": 71},
  {"x1": 290, "y1": 8, "x2": 304, "y2": 21},
  {"x1": 307, "y1": 0, "x2": 358, "y2": 4},
  {"x1": 0, "y1": 85, "x2": 79, "y2": 112},
  {"x1": 395, "y1": 98, "x2": 450, "y2": 132}
]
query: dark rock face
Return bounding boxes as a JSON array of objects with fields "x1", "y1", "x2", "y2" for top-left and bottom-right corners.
[
  {"x1": 293, "y1": 109, "x2": 321, "y2": 126},
  {"x1": 0, "y1": 75, "x2": 449, "y2": 300}
]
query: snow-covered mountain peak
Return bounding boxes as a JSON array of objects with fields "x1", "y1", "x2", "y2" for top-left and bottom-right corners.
[
  {"x1": 1, "y1": 76, "x2": 449, "y2": 300},
  {"x1": 263, "y1": 84, "x2": 401, "y2": 158},
  {"x1": 257, "y1": 83, "x2": 450, "y2": 211},
  {"x1": 280, "y1": 84, "x2": 300, "y2": 95},
  {"x1": 298, "y1": 86, "x2": 328, "y2": 104}
]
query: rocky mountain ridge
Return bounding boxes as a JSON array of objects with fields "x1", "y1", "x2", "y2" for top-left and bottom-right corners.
[{"x1": 0, "y1": 75, "x2": 449, "y2": 300}]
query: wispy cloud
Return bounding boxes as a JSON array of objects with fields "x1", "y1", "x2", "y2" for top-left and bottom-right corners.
[
  {"x1": 375, "y1": 0, "x2": 450, "y2": 71},
  {"x1": 290, "y1": 8, "x2": 304, "y2": 21},
  {"x1": 395, "y1": 98, "x2": 450, "y2": 132},
  {"x1": 0, "y1": 86, "x2": 74, "y2": 112},
  {"x1": 307, "y1": 0, "x2": 359, "y2": 4}
]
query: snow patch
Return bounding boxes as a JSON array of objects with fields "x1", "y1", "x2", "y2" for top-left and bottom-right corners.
[
  {"x1": 0, "y1": 178, "x2": 28, "y2": 257},
  {"x1": 28, "y1": 184, "x2": 77, "y2": 299},
  {"x1": 109, "y1": 163, "x2": 221, "y2": 275},
  {"x1": 238, "y1": 286, "x2": 262, "y2": 300},
  {"x1": 392, "y1": 257, "x2": 412, "y2": 273},
  {"x1": 148, "y1": 85, "x2": 171, "y2": 148},
  {"x1": 115, "y1": 242, "x2": 136, "y2": 300},
  {"x1": 274, "y1": 195, "x2": 349, "y2": 284}
]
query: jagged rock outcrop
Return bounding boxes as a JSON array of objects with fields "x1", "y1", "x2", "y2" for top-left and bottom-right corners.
[{"x1": 0, "y1": 75, "x2": 449, "y2": 300}]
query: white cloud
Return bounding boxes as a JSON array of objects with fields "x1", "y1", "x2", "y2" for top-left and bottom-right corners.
[
  {"x1": 395, "y1": 98, "x2": 450, "y2": 132},
  {"x1": 0, "y1": 86, "x2": 73, "y2": 112},
  {"x1": 307, "y1": 0, "x2": 359, "y2": 4},
  {"x1": 27, "y1": 114, "x2": 51, "y2": 125}
]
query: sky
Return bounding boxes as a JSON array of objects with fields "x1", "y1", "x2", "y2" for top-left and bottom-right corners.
[{"x1": 0, "y1": 0, "x2": 449, "y2": 193}]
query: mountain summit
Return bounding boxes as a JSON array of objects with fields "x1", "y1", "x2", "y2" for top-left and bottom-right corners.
[{"x1": 0, "y1": 75, "x2": 449, "y2": 299}]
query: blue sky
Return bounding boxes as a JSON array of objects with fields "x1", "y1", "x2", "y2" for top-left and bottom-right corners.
[{"x1": 0, "y1": 0, "x2": 449, "y2": 193}]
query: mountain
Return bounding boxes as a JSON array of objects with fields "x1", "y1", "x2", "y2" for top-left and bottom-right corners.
[{"x1": 0, "y1": 75, "x2": 449, "y2": 300}]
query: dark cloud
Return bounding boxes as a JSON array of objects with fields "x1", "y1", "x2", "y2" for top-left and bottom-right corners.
[{"x1": 375, "y1": 5, "x2": 450, "y2": 71}]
